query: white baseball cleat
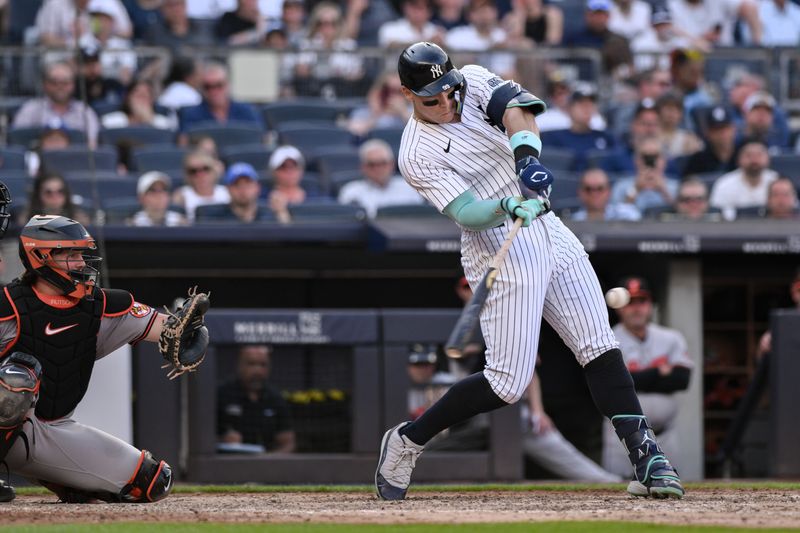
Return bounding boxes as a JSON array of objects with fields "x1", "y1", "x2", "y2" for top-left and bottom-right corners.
[{"x1": 374, "y1": 422, "x2": 424, "y2": 501}]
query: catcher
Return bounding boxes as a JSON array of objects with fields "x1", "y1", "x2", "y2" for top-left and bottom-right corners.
[{"x1": 0, "y1": 215, "x2": 209, "y2": 503}]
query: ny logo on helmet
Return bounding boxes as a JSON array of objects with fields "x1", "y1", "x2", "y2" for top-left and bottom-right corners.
[{"x1": 431, "y1": 64, "x2": 443, "y2": 78}]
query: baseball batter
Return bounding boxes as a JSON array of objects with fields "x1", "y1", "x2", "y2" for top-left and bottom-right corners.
[
  {"x1": 0, "y1": 215, "x2": 209, "y2": 503},
  {"x1": 375, "y1": 42, "x2": 684, "y2": 500}
]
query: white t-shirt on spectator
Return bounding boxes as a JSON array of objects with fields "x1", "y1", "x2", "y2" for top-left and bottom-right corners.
[
  {"x1": 338, "y1": 177, "x2": 424, "y2": 218},
  {"x1": 742, "y1": 0, "x2": 800, "y2": 46},
  {"x1": 535, "y1": 106, "x2": 607, "y2": 132},
  {"x1": 378, "y1": 19, "x2": 442, "y2": 48},
  {"x1": 186, "y1": 0, "x2": 234, "y2": 19},
  {"x1": 445, "y1": 26, "x2": 514, "y2": 76},
  {"x1": 609, "y1": 0, "x2": 652, "y2": 41},
  {"x1": 667, "y1": 0, "x2": 743, "y2": 46},
  {"x1": 176, "y1": 185, "x2": 231, "y2": 221},
  {"x1": 631, "y1": 30, "x2": 690, "y2": 71},
  {"x1": 101, "y1": 111, "x2": 175, "y2": 130},
  {"x1": 131, "y1": 210, "x2": 185, "y2": 227},
  {"x1": 709, "y1": 168, "x2": 778, "y2": 211},
  {"x1": 158, "y1": 82, "x2": 203, "y2": 110}
]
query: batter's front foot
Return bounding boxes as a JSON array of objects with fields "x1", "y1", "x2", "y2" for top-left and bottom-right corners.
[
  {"x1": 0, "y1": 479, "x2": 15, "y2": 502},
  {"x1": 375, "y1": 422, "x2": 424, "y2": 501},
  {"x1": 626, "y1": 458, "x2": 685, "y2": 499}
]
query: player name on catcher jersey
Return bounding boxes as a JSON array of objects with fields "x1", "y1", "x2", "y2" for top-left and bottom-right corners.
[{"x1": 398, "y1": 65, "x2": 524, "y2": 217}]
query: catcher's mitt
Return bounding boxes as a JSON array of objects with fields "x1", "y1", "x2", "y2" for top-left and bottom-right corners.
[{"x1": 159, "y1": 287, "x2": 211, "y2": 379}]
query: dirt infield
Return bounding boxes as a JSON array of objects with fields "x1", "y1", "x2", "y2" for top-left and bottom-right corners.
[{"x1": 3, "y1": 489, "x2": 800, "y2": 528}]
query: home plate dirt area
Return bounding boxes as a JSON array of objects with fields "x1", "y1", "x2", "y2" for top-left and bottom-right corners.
[{"x1": 3, "y1": 488, "x2": 800, "y2": 528}]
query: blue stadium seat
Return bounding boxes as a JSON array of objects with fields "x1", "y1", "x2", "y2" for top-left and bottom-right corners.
[
  {"x1": 221, "y1": 144, "x2": 272, "y2": 170},
  {"x1": 541, "y1": 148, "x2": 576, "y2": 172},
  {"x1": 62, "y1": 172, "x2": 138, "y2": 206},
  {"x1": 0, "y1": 147, "x2": 27, "y2": 170},
  {"x1": 7, "y1": 0, "x2": 43, "y2": 44},
  {"x1": 102, "y1": 197, "x2": 141, "y2": 223},
  {"x1": 263, "y1": 101, "x2": 344, "y2": 129},
  {"x1": 375, "y1": 204, "x2": 441, "y2": 219},
  {"x1": 769, "y1": 154, "x2": 800, "y2": 180},
  {"x1": 366, "y1": 127, "x2": 404, "y2": 155},
  {"x1": 313, "y1": 150, "x2": 361, "y2": 181},
  {"x1": 276, "y1": 122, "x2": 355, "y2": 156},
  {"x1": 0, "y1": 172, "x2": 32, "y2": 203},
  {"x1": 131, "y1": 146, "x2": 187, "y2": 171},
  {"x1": 40, "y1": 146, "x2": 118, "y2": 173},
  {"x1": 8, "y1": 127, "x2": 87, "y2": 148},
  {"x1": 99, "y1": 127, "x2": 176, "y2": 147},
  {"x1": 688, "y1": 171, "x2": 724, "y2": 185},
  {"x1": 195, "y1": 203, "x2": 278, "y2": 223},
  {"x1": 185, "y1": 121, "x2": 264, "y2": 149},
  {"x1": 288, "y1": 202, "x2": 367, "y2": 222},
  {"x1": 548, "y1": 171, "x2": 582, "y2": 202},
  {"x1": 327, "y1": 170, "x2": 361, "y2": 196}
]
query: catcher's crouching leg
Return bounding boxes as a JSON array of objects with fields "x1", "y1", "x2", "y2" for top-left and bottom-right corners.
[{"x1": 41, "y1": 450, "x2": 173, "y2": 504}]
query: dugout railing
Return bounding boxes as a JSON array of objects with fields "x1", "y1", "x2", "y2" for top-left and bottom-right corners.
[{"x1": 134, "y1": 308, "x2": 523, "y2": 484}]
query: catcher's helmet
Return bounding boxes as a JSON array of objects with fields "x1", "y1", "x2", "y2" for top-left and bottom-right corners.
[
  {"x1": 18, "y1": 215, "x2": 101, "y2": 299},
  {"x1": 398, "y1": 42, "x2": 465, "y2": 97}
]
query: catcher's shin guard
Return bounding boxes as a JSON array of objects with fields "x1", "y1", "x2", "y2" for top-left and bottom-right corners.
[
  {"x1": 121, "y1": 450, "x2": 173, "y2": 503},
  {"x1": 612, "y1": 415, "x2": 685, "y2": 499}
]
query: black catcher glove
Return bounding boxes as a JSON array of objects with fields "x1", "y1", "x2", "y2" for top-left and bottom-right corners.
[{"x1": 159, "y1": 287, "x2": 210, "y2": 379}]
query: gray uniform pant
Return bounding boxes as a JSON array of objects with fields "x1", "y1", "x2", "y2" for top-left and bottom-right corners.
[{"x1": 6, "y1": 409, "x2": 142, "y2": 493}]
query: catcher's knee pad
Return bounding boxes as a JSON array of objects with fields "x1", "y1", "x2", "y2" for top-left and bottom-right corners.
[
  {"x1": 0, "y1": 352, "x2": 41, "y2": 461},
  {"x1": 120, "y1": 450, "x2": 173, "y2": 503}
]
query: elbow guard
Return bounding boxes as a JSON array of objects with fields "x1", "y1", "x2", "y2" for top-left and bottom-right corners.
[{"x1": 486, "y1": 81, "x2": 547, "y2": 132}]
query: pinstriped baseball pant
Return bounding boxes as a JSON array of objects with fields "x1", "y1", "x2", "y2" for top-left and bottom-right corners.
[{"x1": 461, "y1": 212, "x2": 618, "y2": 404}]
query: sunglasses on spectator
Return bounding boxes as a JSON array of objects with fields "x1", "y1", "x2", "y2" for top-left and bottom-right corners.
[
  {"x1": 422, "y1": 88, "x2": 457, "y2": 107},
  {"x1": 581, "y1": 185, "x2": 608, "y2": 193},
  {"x1": 186, "y1": 165, "x2": 212, "y2": 175},
  {"x1": 203, "y1": 81, "x2": 226, "y2": 91},
  {"x1": 364, "y1": 160, "x2": 390, "y2": 167},
  {"x1": 317, "y1": 18, "x2": 339, "y2": 26},
  {"x1": 43, "y1": 188, "x2": 66, "y2": 196},
  {"x1": 147, "y1": 185, "x2": 169, "y2": 193},
  {"x1": 678, "y1": 195, "x2": 706, "y2": 203},
  {"x1": 46, "y1": 77, "x2": 73, "y2": 86}
]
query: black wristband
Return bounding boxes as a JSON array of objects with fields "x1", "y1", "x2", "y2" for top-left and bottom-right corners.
[{"x1": 514, "y1": 145, "x2": 539, "y2": 161}]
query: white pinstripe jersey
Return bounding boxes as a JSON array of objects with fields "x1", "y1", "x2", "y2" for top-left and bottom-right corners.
[{"x1": 398, "y1": 65, "x2": 523, "y2": 217}]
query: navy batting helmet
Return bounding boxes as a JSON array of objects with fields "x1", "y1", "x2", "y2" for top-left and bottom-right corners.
[{"x1": 398, "y1": 42, "x2": 464, "y2": 97}]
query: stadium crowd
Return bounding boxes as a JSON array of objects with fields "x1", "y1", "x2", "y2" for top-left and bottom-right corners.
[{"x1": 0, "y1": 0, "x2": 798, "y2": 225}]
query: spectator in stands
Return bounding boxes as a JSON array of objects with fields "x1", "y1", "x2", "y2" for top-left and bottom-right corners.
[
  {"x1": 338, "y1": 139, "x2": 423, "y2": 218},
  {"x1": 432, "y1": 0, "x2": 468, "y2": 31},
  {"x1": 609, "y1": 68, "x2": 670, "y2": 141},
  {"x1": 406, "y1": 344, "x2": 457, "y2": 423},
  {"x1": 378, "y1": 0, "x2": 444, "y2": 49},
  {"x1": 347, "y1": 72, "x2": 412, "y2": 136},
  {"x1": 178, "y1": 61, "x2": 263, "y2": 141},
  {"x1": 764, "y1": 177, "x2": 799, "y2": 220},
  {"x1": 101, "y1": 79, "x2": 174, "y2": 130},
  {"x1": 280, "y1": 0, "x2": 307, "y2": 47},
  {"x1": 444, "y1": 0, "x2": 523, "y2": 78},
  {"x1": 735, "y1": 92, "x2": 789, "y2": 151},
  {"x1": 602, "y1": 276, "x2": 692, "y2": 478},
  {"x1": 503, "y1": 0, "x2": 564, "y2": 45},
  {"x1": 215, "y1": 0, "x2": 266, "y2": 45},
  {"x1": 13, "y1": 62, "x2": 100, "y2": 148},
  {"x1": 267, "y1": 145, "x2": 316, "y2": 223},
  {"x1": 543, "y1": 84, "x2": 614, "y2": 172},
  {"x1": 25, "y1": 123, "x2": 72, "y2": 178},
  {"x1": 709, "y1": 141, "x2": 779, "y2": 217},
  {"x1": 608, "y1": 0, "x2": 651, "y2": 41},
  {"x1": 130, "y1": 171, "x2": 186, "y2": 227},
  {"x1": 604, "y1": 98, "x2": 663, "y2": 175},
  {"x1": 743, "y1": 0, "x2": 800, "y2": 47},
  {"x1": 157, "y1": 56, "x2": 202, "y2": 111},
  {"x1": 123, "y1": 0, "x2": 164, "y2": 41},
  {"x1": 571, "y1": 168, "x2": 641, "y2": 222},
  {"x1": 289, "y1": 2, "x2": 364, "y2": 96},
  {"x1": 610, "y1": 136, "x2": 679, "y2": 212},
  {"x1": 535, "y1": 72, "x2": 607, "y2": 132},
  {"x1": 75, "y1": 44, "x2": 125, "y2": 112},
  {"x1": 656, "y1": 92, "x2": 703, "y2": 159},
  {"x1": 670, "y1": 178, "x2": 716, "y2": 221},
  {"x1": 36, "y1": 0, "x2": 131, "y2": 46},
  {"x1": 667, "y1": 0, "x2": 762, "y2": 47},
  {"x1": 143, "y1": 0, "x2": 212, "y2": 53},
  {"x1": 217, "y1": 345, "x2": 296, "y2": 453},
  {"x1": 264, "y1": 24, "x2": 290, "y2": 49},
  {"x1": 669, "y1": 48, "x2": 713, "y2": 122},
  {"x1": 173, "y1": 149, "x2": 230, "y2": 222},
  {"x1": 189, "y1": 134, "x2": 220, "y2": 160},
  {"x1": 630, "y1": 7, "x2": 691, "y2": 71},
  {"x1": 23, "y1": 173, "x2": 90, "y2": 227},
  {"x1": 210, "y1": 162, "x2": 274, "y2": 223},
  {"x1": 81, "y1": 0, "x2": 137, "y2": 85},
  {"x1": 563, "y1": 0, "x2": 632, "y2": 77},
  {"x1": 727, "y1": 73, "x2": 791, "y2": 150},
  {"x1": 681, "y1": 106, "x2": 738, "y2": 178}
]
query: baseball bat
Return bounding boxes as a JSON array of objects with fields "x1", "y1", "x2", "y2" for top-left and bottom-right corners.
[{"x1": 445, "y1": 217, "x2": 524, "y2": 358}]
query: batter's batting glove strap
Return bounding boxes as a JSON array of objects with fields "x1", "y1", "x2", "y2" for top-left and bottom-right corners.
[
  {"x1": 516, "y1": 156, "x2": 554, "y2": 193},
  {"x1": 500, "y1": 196, "x2": 548, "y2": 227}
]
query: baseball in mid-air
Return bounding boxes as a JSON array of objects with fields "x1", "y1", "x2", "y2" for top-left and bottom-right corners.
[{"x1": 605, "y1": 287, "x2": 631, "y2": 309}]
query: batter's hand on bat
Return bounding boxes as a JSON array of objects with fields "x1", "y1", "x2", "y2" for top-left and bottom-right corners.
[
  {"x1": 500, "y1": 196, "x2": 548, "y2": 227},
  {"x1": 516, "y1": 155, "x2": 554, "y2": 194}
]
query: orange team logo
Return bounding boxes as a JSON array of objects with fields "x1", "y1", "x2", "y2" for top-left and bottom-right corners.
[{"x1": 130, "y1": 302, "x2": 151, "y2": 318}]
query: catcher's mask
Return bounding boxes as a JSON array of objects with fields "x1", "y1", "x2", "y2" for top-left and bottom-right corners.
[{"x1": 18, "y1": 215, "x2": 101, "y2": 299}]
